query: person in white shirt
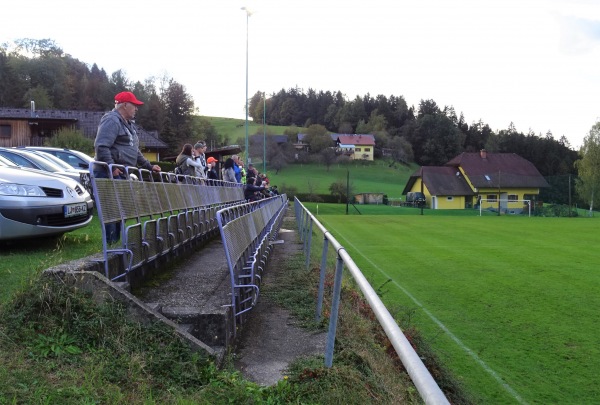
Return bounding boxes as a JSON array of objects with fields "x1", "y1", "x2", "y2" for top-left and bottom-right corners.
[{"x1": 193, "y1": 141, "x2": 208, "y2": 178}]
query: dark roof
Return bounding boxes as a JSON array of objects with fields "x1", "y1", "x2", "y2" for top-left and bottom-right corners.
[
  {"x1": 0, "y1": 107, "x2": 167, "y2": 149},
  {"x1": 446, "y1": 152, "x2": 549, "y2": 188},
  {"x1": 402, "y1": 166, "x2": 475, "y2": 196},
  {"x1": 136, "y1": 127, "x2": 168, "y2": 149},
  {"x1": 296, "y1": 133, "x2": 339, "y2": 142}
]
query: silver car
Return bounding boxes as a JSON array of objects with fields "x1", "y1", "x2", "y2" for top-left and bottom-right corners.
[
  {"x1": 23, "y1": 149, "x2": 93, "y2": 195},
  {"x1": 0, "y1": 157, "x2": 94, "y2": 240},
  {"x1": 15, "y1": 146, "x2": 94, "y2": 170},
  {"x1": 0, "y1": 147, "x2": 89, "y2": 188}
]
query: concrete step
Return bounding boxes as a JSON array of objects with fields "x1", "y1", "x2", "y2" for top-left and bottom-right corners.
[
  {"x1": 134, "y1": 238, "x2": 235, "y2": 348},
  {"x1": 160, "y1": 305, "x2": 232, "y2": 347}
]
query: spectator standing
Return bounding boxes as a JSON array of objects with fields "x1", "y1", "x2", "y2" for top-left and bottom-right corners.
[
  {"x1": 206, "y1": 157, "x2": 219, "y2": 180},
  {"x1": 94, "y1": 91, "x2": 161, "y2": 243},
  {"x1": 222, "y1": 157, "x2": 237, "y2": 183},
  {"x1": 238, "y1": 161, "x2": 247, "y2": 184},
  {"x1": 193, "y1": 141, "x2": 208, "y2": 178},
  {"x1": 232, "y1": 155, "x2": 242, "y2": 183},
  {"x1": 175, "y1": 144, "x2": 204, "y2": 176}
]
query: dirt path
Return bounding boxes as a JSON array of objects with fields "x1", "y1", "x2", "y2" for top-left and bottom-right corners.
[{"x1": 233, "y1": 223, "x2": 327, "y2": 385}]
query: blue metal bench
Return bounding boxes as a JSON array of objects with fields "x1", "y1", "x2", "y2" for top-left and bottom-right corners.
[
  {"x1": 90, "y1": 161, "x2": 245, "y2": 281},
  {"x1": 217, "y1": 194, "x2": 288, "y2": 336}
]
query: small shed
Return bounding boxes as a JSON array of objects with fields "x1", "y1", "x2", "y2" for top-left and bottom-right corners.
[{"x1": 354, "y1": 193, "x2": 385, "y2": 205}]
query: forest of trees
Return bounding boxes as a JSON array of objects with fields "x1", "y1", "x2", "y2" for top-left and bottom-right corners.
[
  {"x1": 0, "y1": 39, "x2": 198, "y2": 155},
  {"x1": 0, "y1": 38, "x2": 585, "y2": 186},
  {"x1": 248, "y1": 87, "x2": 580, "y2": 179}
]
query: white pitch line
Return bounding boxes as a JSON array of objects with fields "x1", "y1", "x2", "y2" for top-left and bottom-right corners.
[{"x1": 331, "y1": 227, "x2": 527, "y2": 405}]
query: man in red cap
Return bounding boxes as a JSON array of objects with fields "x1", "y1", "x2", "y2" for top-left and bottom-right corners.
[
  {"x1": 94, "y1": 91, "x2": 160, "y2": 177},
  {"x1": 206, "y1": 156, "x2": 219, "y2": 180},
  {"x1": 94, "y1": 91, "x2": 161, "y2": 243}
]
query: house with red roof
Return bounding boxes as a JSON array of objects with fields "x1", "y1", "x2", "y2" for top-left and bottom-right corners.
[
  {"x1": 402, "y1": 149, "x2": 549, "y2": 212},
  {"x1": 335, "y1": 134, "x2": 375, "y2": 161}
]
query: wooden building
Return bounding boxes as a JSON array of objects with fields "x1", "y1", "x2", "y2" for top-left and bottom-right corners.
[{"x1": 0, "y1": 107, "x2": 168, "y2": 161}]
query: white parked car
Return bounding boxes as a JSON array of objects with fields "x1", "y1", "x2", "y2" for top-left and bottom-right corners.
[{"x1": 0, "y1": 156, "x2": 94, "y2": 241}]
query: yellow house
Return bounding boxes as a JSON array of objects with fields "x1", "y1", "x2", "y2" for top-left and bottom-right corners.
[
  {"x1": 335, "y1": 134, "x2": 375, "y2": 161},
  {"x1": 402, "y1": 150, "x2": 549, "y2": 212}
]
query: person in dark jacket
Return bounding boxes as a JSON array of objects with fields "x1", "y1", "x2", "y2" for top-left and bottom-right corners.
[
  {"x1": 94, "y1": 91, "x2": 161, "y2": 243},
  {"x1": 206, "y1": 156, "x2": 219, "y2": 180},
  {"x1": 95, "y1": 91, "x2": 160, "y2": 178},
  {"x1": 244, "y1": 176, "x2": 266, "y2": 201}
]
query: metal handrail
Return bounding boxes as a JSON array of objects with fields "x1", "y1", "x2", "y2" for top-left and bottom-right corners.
[{"x1": 294, "y1": 197, "x2": 449, "y2": 405}]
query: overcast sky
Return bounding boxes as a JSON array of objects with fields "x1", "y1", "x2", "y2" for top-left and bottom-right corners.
[{"x1": 3, "y1": 0, "x2": 599, "y2": 149}]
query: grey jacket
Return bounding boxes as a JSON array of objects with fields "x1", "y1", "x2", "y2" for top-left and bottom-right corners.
[
  {"x1": 222, "y1": 167, "x2": 236, "y2": 183},
  {"x1": 94, "y1": 110, "x2": 152, "y2": 170}
]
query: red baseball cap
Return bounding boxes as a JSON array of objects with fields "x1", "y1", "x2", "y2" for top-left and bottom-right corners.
[
  {"x1": 207, "y1": 157, "x2": 218, "y2": 164},
  {"x1": 114, "y1": 91, "x2": 144, "y2": 105}
]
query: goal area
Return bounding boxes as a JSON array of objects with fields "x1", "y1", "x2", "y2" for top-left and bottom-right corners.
[{"x1": 479, "y1": 199, "x2": 531, "y2": 216}]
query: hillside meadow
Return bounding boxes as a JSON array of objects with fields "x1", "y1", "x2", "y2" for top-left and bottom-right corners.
[
  {"x1": 201, "y1": 116, "x2": 416, "y2": 198},
  {"x1": 301, "y1": 202, "x2": 600, "y2": 404},
  {"x1": 268, "y1": 161, "x2": 414, "y2": 197},
  {"x1": 200, "y1": 116, "x2": 291, "y2": 147}
]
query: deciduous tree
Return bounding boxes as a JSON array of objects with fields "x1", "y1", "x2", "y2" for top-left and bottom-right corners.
[
  {"x1": 304, "y1": 124, "x2": 331, "y2": 153},
  {"x1": 575, "y1": 122, "x2": 600, "y2": 214}
]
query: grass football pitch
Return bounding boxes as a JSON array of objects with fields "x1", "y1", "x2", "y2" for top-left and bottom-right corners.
[{"x1": 306, "y1": 203, "x2": 600, "y2": 404}]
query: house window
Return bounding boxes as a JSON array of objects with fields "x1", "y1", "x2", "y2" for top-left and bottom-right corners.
[
  {"x1": 446, "y1": 196, "x2": 454, "y2": 201},
  {"x1": 364, "y1": 148, "x2": 371, "y2": 152},
  {"x1": 355, "y1": 147, "x2": 361, "y2": 152},
  {"x1": 487, "y1": 194, "x2": 497, "y2": 201},
  {"x1": 508, "y1": 194, "x2": 518, "y2": 202},
  {"x1": 0, "y1": 124, "x2": 11, "y2": 138}
]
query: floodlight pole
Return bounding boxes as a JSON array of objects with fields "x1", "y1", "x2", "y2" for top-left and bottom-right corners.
[
  {"x1": 346, "y1": 169, "x2": 349, "y2": 215},
  {"x1": 420, "y1": 167, "x2": 424, "y2": 215},
  {"x1": 242, "y1": 7, "x2": 252, "y2": 166},
  {"x1": 497, "y1": 170, "x2": 501, "y2": 216},
  {"x1": 263, "y1": 92, "x2": 266, "y2": 173}
]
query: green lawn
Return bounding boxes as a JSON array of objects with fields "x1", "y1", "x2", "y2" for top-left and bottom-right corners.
[
  {"x1": 268, "y1": 161, "x2": 415, "y2": 197},
  {"x1": 0, "y1": 217, "x2": 103, "y2": 304},
  {"x1": 306, "y1": 204, "x2": 600, "y2": 404},
  {"x1": 200, "y1": 116, "x2": 291, "y2": 147}
]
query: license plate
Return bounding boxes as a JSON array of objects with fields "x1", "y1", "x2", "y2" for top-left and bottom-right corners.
[{"x1": 64, "y1": 202, "x2": 88, "y2": 218}]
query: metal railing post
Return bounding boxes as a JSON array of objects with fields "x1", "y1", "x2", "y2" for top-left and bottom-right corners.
[
  {"x1": 305, "y1": 220, "x2": 313, "y2": 270},
  {"x1": 302, "y1": 214, "x2": 310, "y2": 257},
  {"x1": 293, "y1": 197, "x2": 449, "y2": 405},
  {"x1": 315, "y1": 235, "x2": 329, "y2": 322},
  {"x1": 324, "y1": 252, "x2": 344, "y2": 368}
]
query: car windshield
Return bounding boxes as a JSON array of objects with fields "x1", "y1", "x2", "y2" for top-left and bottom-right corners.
[
  {"x1": 0, "y1": 155, "x2": 15, "y2": 167},
  {"x1": 29, "y1": 148, "x2": 93, "y2": 169},
  {"x1": 0, "y1": 149, "x2": 65, "y2": 172},
  {"x1": 31, "y1": 151, "x2": 77, "y2": 171}
]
